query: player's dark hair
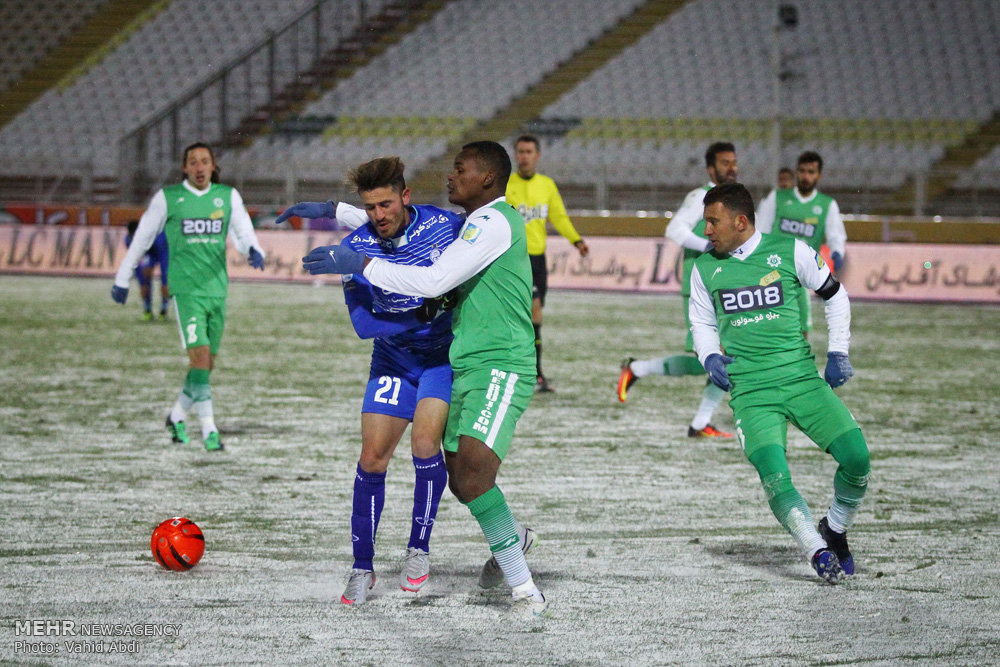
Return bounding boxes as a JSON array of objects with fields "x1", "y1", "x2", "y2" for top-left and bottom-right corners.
[
  {"x1": 349, "y1": 156, "x2": 406, "y2": 194},
  {"x1": 126, "y1": 219, "x2": 139, "y2": 235},
  {"x1": 797, "y1": 150, "x2": 824, "y2": 172},
  {"x1": 182, "y1": 141, "x2": 220, "y2": 183},
  {"x1": 705, "y1": 141, "x2": 736, "y2": 168},
  {"x1": 462, "y1": 141, "x2": 512, "y2": 188},
  {"x1": 704, "y1": 182, "x2": 755, "y2": 224},
  {"x1": 779, "y1": 167, "x2": 794, "y2": 177},
  {"x1": 514, "y1": 133, "x2": 540, "y2": 150}
]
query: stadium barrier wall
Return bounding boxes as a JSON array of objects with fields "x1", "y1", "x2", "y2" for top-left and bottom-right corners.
[
  {"x1": 3, "y1": 202, "x2": 1000, "y2": 242},
  {"x1": 1, "y1": 226, "x2": 998, "y2": 303}
]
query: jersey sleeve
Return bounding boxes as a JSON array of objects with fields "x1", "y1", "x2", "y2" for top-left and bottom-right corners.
[
  {"x1": 794, "y1": 239, "x2": 836, "y2": 291},
  {"x1": 824, "y1": 199, "x2": 847, "y2": 256},
  {"x1": 335, "y1": 202, "x2": 369, "y2": 231},
  {"x1": 363, "y1": 208, "x2": 511, "y2": 298},
  {"x1": 114, "y1": 190, "x2": 167, "y2": 288},
  {"x1": 227, "y1": 188, "x2": 264, "y2": 258},
  {"x1": 755, "y1": 189, "x2": 777, "y2": 234},
  {"x1": 342, "y1": 276, "x2": 423, "y2": 339},
  {"x1": 665, "y1": 189, "x2": 711, "y2": 251},
  {"x1": 688, "y1": 264, "x2": 723, "y2": 365},
  {"x1": 794, "y1": 240, "x2": 851, "y2": 353},
  {"x1": 546, "y1": 183, "x2": 581, "y2": 244}
]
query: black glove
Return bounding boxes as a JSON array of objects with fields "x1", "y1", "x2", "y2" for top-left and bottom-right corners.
[{"x1": 415, "y1": 297, "x2": 443, "y2": 323}]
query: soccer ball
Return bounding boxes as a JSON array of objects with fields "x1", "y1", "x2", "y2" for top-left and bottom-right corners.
[{"x1": 150, "y1": 517, "x2": 205, "y2": 571}]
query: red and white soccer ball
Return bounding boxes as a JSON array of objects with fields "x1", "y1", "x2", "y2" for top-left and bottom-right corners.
[{"x1": 151, "y1": 517, "x2": 205, "y2": 571}]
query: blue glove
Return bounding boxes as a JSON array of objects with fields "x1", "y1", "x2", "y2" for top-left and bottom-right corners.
[
  {"x1": 824, "y1": 352, "x2": 854, "y2": 388},
  {"x1": 704, "y1": 353, "x2": 734, "y2": 391},
  {"x1": 302, "y1": 244, "x2": 366, "y2": 275},
  {"x1": 248, "y1": 247, "x2": 265, "y2": 270},
  {"x1": 274, "y1": 200, "x2": 336, "y2": 225},
  {"x1": 831, "y1": 251, "x2": 844, "y2": 272},
  {"x1": 111, "y1": 285, "x2": 128, "y2": 304}
]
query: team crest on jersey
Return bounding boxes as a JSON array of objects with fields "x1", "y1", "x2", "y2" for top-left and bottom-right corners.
[
  {"x1": 214, "y1": 197, "x2": 224, "y2": 208},
  {"x1": 766, "y1": 253, "x2": 782, "y2": 268},
  {"x1": 430, "y1": 247, "x2": 442, "y2": 262},
  {"x1": 462, "y1": 223, "x2": 482, "y2": 243},
  {"x1": 814, "y1": 251, "x2": 825, "y2": 269},
  {"x1": 812, "y1": 205, "x2": 823, "y2": 215}
]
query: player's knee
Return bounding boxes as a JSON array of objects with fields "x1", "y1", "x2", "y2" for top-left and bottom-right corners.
[
  {"x1": 357, "y1": 451, "x2": 390, "y2": 474},
  {"x1": 829, "y1": 428, "x2": 870, "y2": 480},
  {"x1": 410, "y1": 439, "x2": 440, "y2": 460}
]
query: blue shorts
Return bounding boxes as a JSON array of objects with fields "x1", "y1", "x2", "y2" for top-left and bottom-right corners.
[
  {"x1": 362, "y1": 342, "x2": 452, "y2": 420},
  {"x1": 135, "y1": 251, "x2": 169, "y2": 288}
]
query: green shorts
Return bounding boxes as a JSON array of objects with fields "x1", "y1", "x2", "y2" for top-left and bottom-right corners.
[
  {"x1": 729, "y1": 376, "x2": 858, "y2": 459},
  {"x1": 444, "y1": 367, "x2": 534, "y2": 461},
  {"x1": 173, "y1": 294, "x2": 227, "y2": 354}
]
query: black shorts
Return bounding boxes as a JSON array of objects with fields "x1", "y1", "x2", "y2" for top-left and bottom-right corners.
[{"x1": 529, "y1": 254, "x2": 547, "y2": 306}]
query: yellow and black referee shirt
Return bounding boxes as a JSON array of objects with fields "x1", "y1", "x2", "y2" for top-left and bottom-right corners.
[{"x1": 506, "y1": 172, "x2": 581, "y2": 256}]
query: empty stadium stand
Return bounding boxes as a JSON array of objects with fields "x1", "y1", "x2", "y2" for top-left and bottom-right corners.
[{"x1": 0, "y1": 0, "x2": 998, "y2": 216}]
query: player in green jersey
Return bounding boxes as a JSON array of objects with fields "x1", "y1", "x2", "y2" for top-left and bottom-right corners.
[
  {"x1": 689, "y1": 182, "x2": 870, "y2": 584},
  {"x1": 756, "y1": 151, "x2": 847, "y2": 334},
  {"x1": 618, "y1": 142, "x2": 736, "y2": 438},
  {"x1": 112, "y1": 142, "x2": 266, "y2": 451},
  {"x1": 299, "y1": 141, "x2": 548, "y2": 616}
]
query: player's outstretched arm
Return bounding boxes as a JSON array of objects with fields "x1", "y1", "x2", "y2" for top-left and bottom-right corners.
[
  {"x1": 302, "y1": 244, "x2": 366, "y2": 275},
  {"x1": 343, "y1": 281, "x2": 426, "y2": 339},
  {"x1": 112, "y1": 190, "x2": 168, "y2": 303},
  {"x1": 274, "y1": 200, "x2": 335, "y2": 225},
  {"x1": 795, "y1": 239, "x2": 853, "y2": 388}
]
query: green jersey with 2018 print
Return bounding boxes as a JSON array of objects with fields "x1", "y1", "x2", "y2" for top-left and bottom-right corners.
[
  {"x1": 769, "y1": 188, "x2": 834, "y2": 252},
  {"x1": 449, "y1": 201, "x2": 536, "y2": 376},
  {"x1": 694, "y1": 234, "x2": 819, "y2": 396},
  {"x1": 161, "y1": 182, "x2": 234, "y2": 297}
]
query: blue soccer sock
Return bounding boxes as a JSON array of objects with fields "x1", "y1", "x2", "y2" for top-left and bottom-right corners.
[
  {"x1": 408, "y1": 452, "x2": 447, "y2": 552},
  {"x1": 351, "y1": 464, "x2": 386, "y2": 571}
]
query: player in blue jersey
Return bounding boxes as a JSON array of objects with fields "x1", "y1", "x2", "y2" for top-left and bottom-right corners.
[
  {"x1": 125, "y1": 219, "x2": 170, "y2": 320},
  {"x1": 276, "y1": 157, "x2": 463, "y2": 605}
]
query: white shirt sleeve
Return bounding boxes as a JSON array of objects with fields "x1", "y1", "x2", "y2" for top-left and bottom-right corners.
[
  {"x1": 755, "y1": 189, "x2": 777, "y2": 234},
  {"x1": 335, "y1": 202, "x2": 368, "y2": 231},
  {"x1": 114, "y1": 190, "x2": 167, "y2": 288},
  {"x1": 688, "y1": 264, "x2": 723, "y2": 366},
  {"x1": 363, "y1": 207, "x2": 511, "y2": 298},
  {"x1": 227, "y1": 188, "x2": 263, "y2": 258},
  {"x1": 794, "y1": 240, "x2": 850, "y2": 353},
  {"x1": 665, "y1": 188, "x2": 712, "y2": 252},
  {"x1": 824, "y1": 199, "x2": 847, "y2": 257}
]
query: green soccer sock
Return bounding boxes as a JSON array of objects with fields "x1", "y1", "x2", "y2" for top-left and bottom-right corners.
[
  {"x1": 184, "y1": 369, "x2": 216, "y2": 438},
  {"x1": 751, "y1": 445, "x2": 825, "y2": 557},
  {"x1": 466, "y1": 486, "x2": 532, "y2": 588},
  {"x1": 826, "y1": 429, "x2": 871, "y2": 532}
]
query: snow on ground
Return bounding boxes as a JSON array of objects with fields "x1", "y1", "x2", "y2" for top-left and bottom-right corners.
[{"x1": 2, "y1": 277, "x2": 998, "y2": 665}]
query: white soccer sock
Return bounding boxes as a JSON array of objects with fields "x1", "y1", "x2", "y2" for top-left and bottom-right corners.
[
  {"x1": 170, "y1": 392, "x2": 194, "y2": 424},
  {"x1": 825, "y1": 501, "x2": 857, "y2": 534},
  {"x1": 690, "y1": 383, "x2": 726, "y2": 430},
  {"x1": 631, "y1": 357, "x2": 667, "y2": 378},
  {"x1": 495, "y1": 523, "x2": 532, "y2": 589},
  {"x1": 194, "y1": 400, "x2": 216, "y2": 438},
  {"x1": 785, "y1": 507, "x2": 827, "y2": 559}
]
